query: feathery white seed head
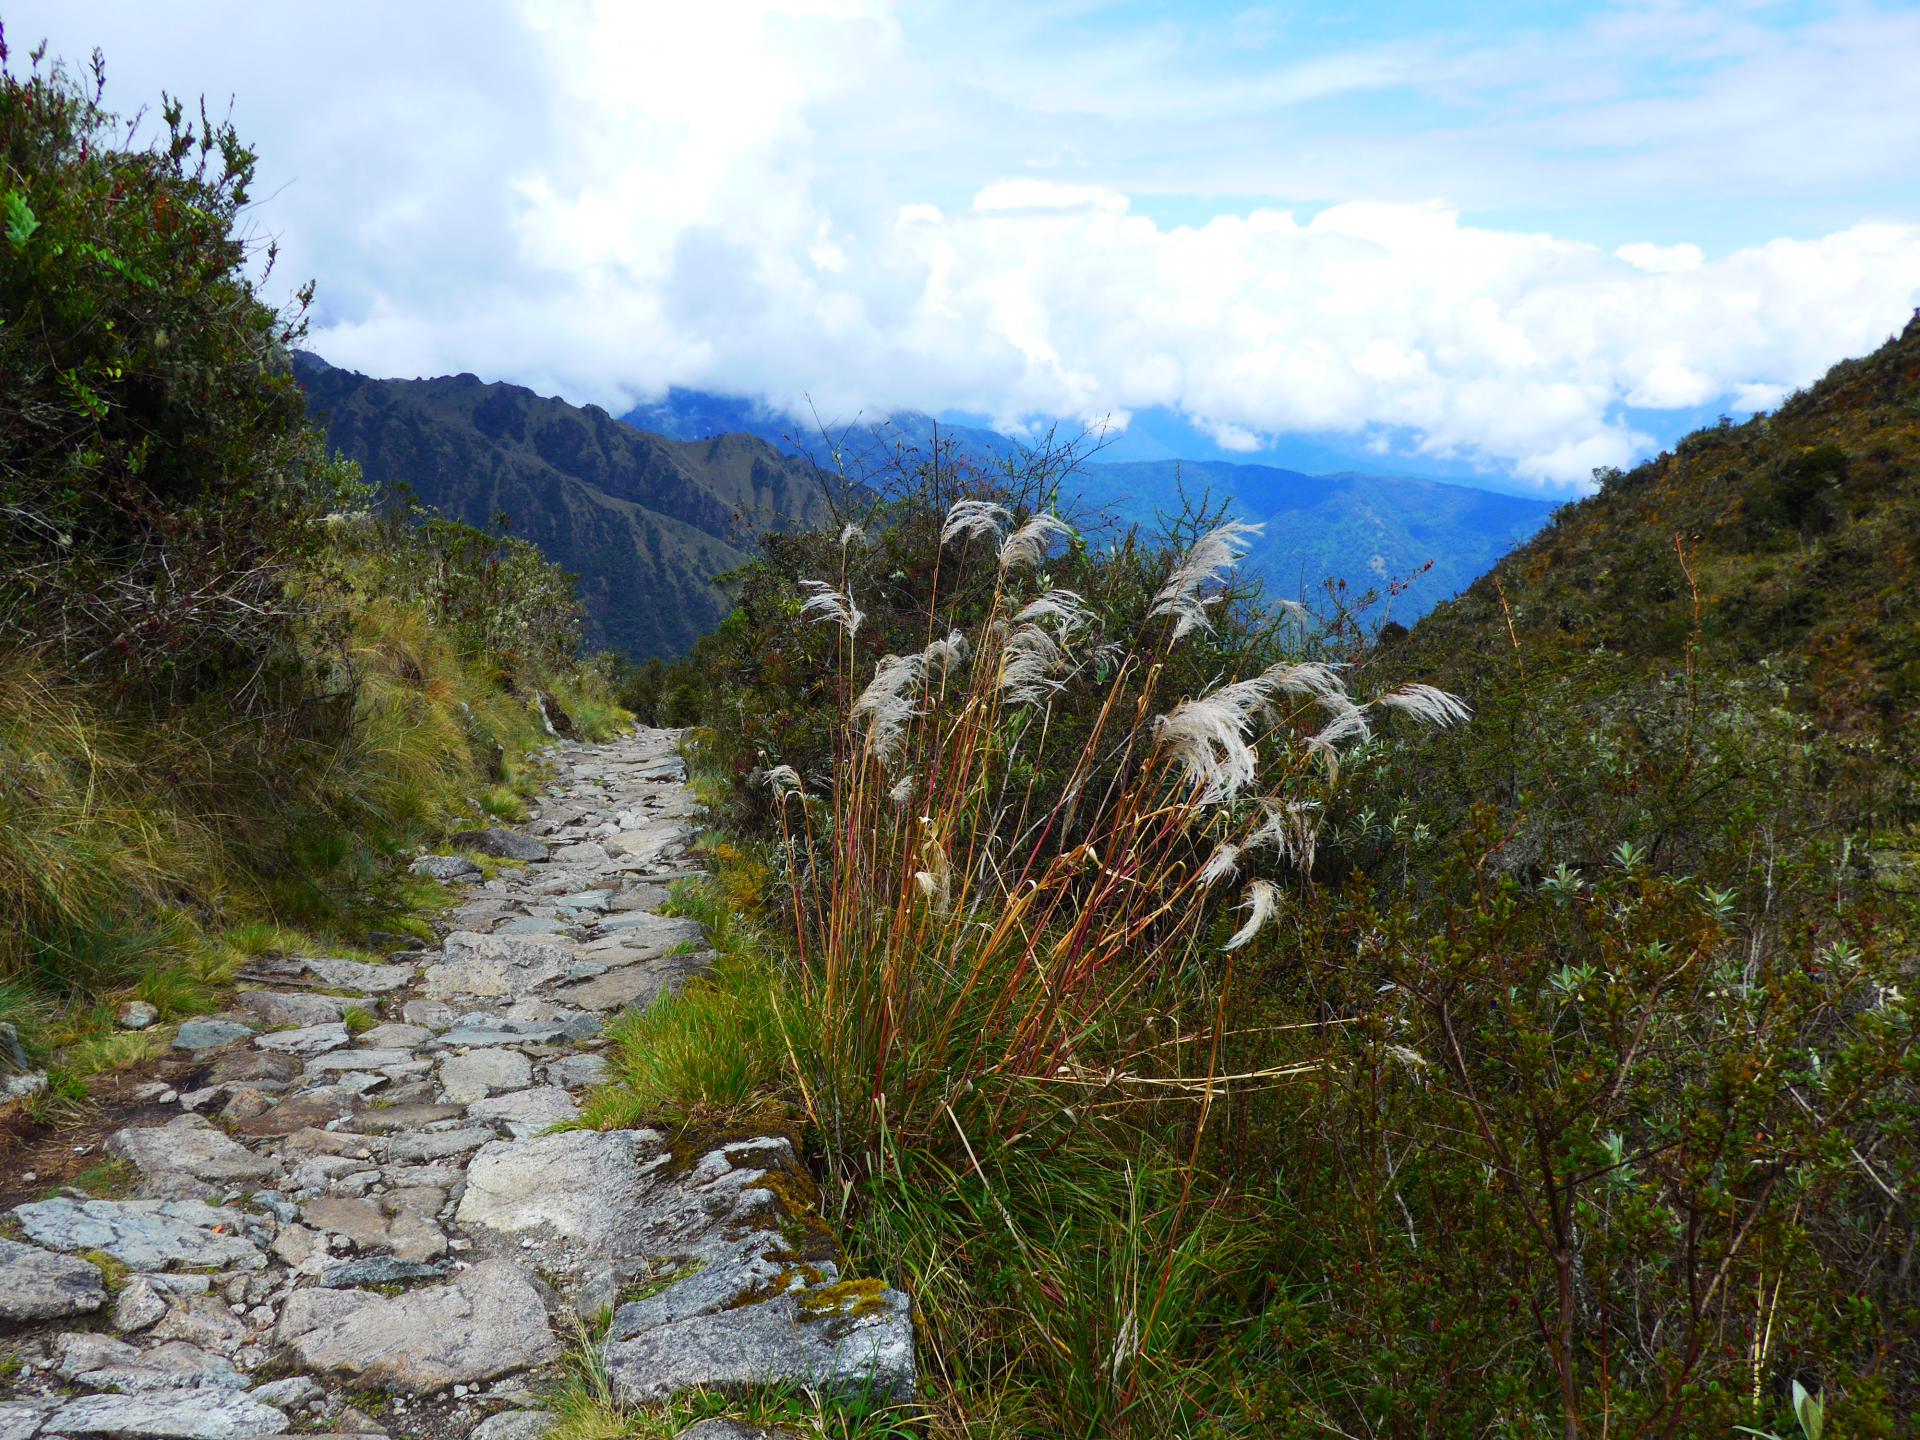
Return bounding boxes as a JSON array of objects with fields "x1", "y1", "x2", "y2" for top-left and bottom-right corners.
[
  {"x1": 922, "y1": 629, "x2": 971, "y2": 675},
  {"x1": 853, "y1": 653, "x2": 926, "y2": 767},
  {"x1": 798, "y1": 580, "x2": 863, "y2": 638},
  {"x1": 1197, "y1": 843, "x2": 1241, "y2": 887},
  {"x1": 999, "y1": 512, "x2": 1074, "y2": 573},
  {"x1": 758, "y1": 764, "x2": 804, "y2": 798},
  {"x1": 1248, "y1": 798, "x2": 1319, "y2": 871},
  {"x1": 1153, "y1": 686, "x2": 1262, "y2": 802},
  {"x1": 1223, "y1": 879, "x2": 1279, "y2": 950},
  {"x1": 999, "y1": 623, "x2": 1067, "y2": 706},
  {"x1": 1374, "y1": 682, "x2": 1473, "y2": 728},
  {"x1": 1149, "y1": 520, "x2": 1263, "y2": 643},
  {"x1": 839, "y1": 522, "x2": 865, "y2": 548},
  {"x1": 1014, "y1": 588, "x2": 1093, "y2": 640},
  {"x1": 941, "y1": 498, "x2": 1012, "y2": 546}
]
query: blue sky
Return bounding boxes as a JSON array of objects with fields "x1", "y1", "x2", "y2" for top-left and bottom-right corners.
[{"x1": 7, "y1": 1, "x2": 1919, "y2": 492}]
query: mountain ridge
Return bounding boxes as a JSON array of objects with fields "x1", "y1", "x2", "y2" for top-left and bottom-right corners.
[{"x1": 295, "y1": 353, "x2": 839, "y2": 659}]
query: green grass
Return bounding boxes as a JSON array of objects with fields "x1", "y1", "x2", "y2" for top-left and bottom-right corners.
[{"x1": 581, "y1": 956, "x2": 795, "y2": 1132}]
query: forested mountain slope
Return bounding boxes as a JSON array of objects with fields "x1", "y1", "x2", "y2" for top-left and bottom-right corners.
[{"x1": 296, "y1": 354, "x2": 837, "y2": 657}]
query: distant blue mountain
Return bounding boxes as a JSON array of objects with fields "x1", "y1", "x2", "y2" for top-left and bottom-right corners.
[
  {"x1": 620, "y1": 390, "x2": 1020, "y2": 472},
  {"x1": 1059, "y1": 460, "x2": 1560, "y2": 623},
  {"x1": 620, "y1": 388, "x2": 1562, "y2": 621}
]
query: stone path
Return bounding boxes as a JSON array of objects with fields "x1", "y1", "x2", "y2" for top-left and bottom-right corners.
[{"x1": 0, "y1": 728, "x2": 912, "y2": 1440}]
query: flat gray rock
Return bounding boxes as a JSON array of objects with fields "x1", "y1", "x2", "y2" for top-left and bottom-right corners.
[
  {"x1": 468, "y1": 1085, "x2": 579, "y2": 1136},
  {"x1": 301, "y1": 1047, "x2": 417, "y2": 1074},
  {"x1": 106, "y1": 1118, "x2": 277, "y2": 1199},
  {"x1": 273, "y1": 1259, "x2": 560, "y2": 1394},
  {"x1": 300, "y1": 957, "x2": 415, "y2": 993},
  {"x1": 604, "y1": 821, "x2": 694, "y2": 866},
  {"x1": 231, "y1": 991, "x2": 352, "y2": 1028},
  {"x1": 674, "y1": 1422, "x2": 797, "y2": 1440},
  {"x1": 439, "y1": 1048, "x2": 533, "y2": 1104},
  {"x1": 455, "y1": 1130, "x2": 666, "y2": 1255},
  {"x1": 423, "y1": 932, "x2": 574, "y2": 1001},
  {"x1": 0, "y1": 1402, "x2": 55, "y2": 1440},
  {"x1": 45, "y1": 1390, "x2": 288, "y2": 1438},
  {"x1": 255, "y1": 1022, "x2": 349, "y2": 1055},
  {"x1": 0, "y1": 1235, "x2": 107, "y2": 1321},
  {"x1": 496, "y1": 916, "x2": 572, "y2": 936},
  {"x1": 411, "y1": 854, "x2": 482, "y2": 882},
  {"x1": 470, "y1": 1413, "x2": 552, "y2": 1440},
  {"x1": 317, "y1": 1255, "x2": 450, "y2": 1288},
  {"x1": 171, "y1": 1019, "x2": 253, "y2": 1051},
  {"x1": 601, "y1": 1287, "x2": 914, "y2": 1404},
  {"x1": 11, "y1": 1198, "x2": 264, "y2": 1271},
  {"x1": 588, "y1": 912, "x2": 705, "y2": 952},
  {"x1": 56, "y1": 1333, "x2": 245, "y2": 1392},
  {"x1": 544, "y1": 1053, "x2": 609, "y2": 1089},
  {"x1": 356, "y1": 1023, "x2": 431, "y2": 1049}
]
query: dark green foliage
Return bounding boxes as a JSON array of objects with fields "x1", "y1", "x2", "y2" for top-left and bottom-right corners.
[
  {"x1": 0, "y1": 37, "x2": 341, "y2": 701},
  {"x1": 0, "y1": 39, "x2": 620, "y2": 1050}
]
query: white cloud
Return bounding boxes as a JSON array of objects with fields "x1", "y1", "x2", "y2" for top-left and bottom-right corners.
[{"x1": 10, "y1": 0, "x2": 1919, "y2": 493}]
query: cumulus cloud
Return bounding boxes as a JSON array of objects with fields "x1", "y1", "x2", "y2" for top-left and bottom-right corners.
[{"x1": 12, "y1": 0, "x2": 1920, "y2": 491}]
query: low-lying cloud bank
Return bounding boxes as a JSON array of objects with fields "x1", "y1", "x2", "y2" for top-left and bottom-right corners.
[{"x1": 317, "y1": 188, "x2": 1920, "y2": 489}]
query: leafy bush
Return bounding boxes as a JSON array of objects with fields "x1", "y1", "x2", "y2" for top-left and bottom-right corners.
[
  {"x1": 0, "y1": 38, "x2": 625, "y2": 1062},
  {"x1": 0, "y1": 36, "x2": 342, "y2": 702}
]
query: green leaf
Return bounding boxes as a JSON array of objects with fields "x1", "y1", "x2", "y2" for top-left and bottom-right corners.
[
  {"x1": 3, "y1": 190, "x2": 40, "y2": 248},
  {"x1": 1792, "y1": 1380, "x2": 1824, "y2": 1440}
]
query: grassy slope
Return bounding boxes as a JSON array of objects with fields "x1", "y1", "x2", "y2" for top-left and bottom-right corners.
[
  {"x1": 296, "y1": 354, "x2": 841, "y2": 659},
  {"x1": 1409, "y1": 313, "x2": 1920, "y2": 741}
]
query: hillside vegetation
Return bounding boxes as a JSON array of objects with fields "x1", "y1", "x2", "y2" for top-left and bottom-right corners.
[
  {"x1": 0, "y1": 42, "x2": 622, "y2": 1097},
  {"x1": 615, "y1": 330, "x2": 1919, "y2": 1436},
  {"x1": 299, "y1": 354, "x2": 841, "y2": 657},
  {"x1": 1418, "y1": 313, "x2": 1920, "y2": 740}
]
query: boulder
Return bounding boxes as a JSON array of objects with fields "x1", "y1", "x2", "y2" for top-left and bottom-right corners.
[
  {"x1": 0, "y1": 1235, "x2": 108, "y2": 1321},
  {"x1": 411, "y1": 854, "x2": 482, "y2": 883},
  {"x1": 117, "y1": 1001, "x2": 160, "y2": 1031},
  {"x1": 450, "y1": 827, "x2": 550, "y2": 863}
]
